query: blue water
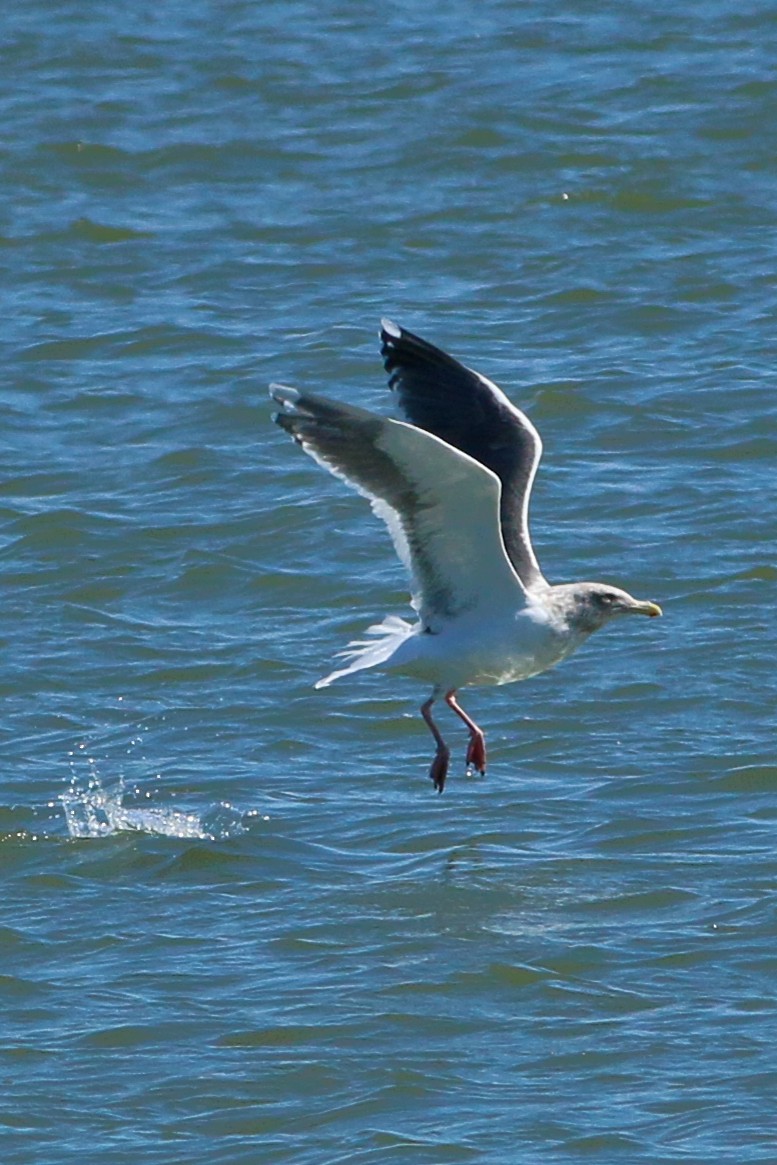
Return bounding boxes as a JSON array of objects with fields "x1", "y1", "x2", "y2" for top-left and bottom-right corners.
[{"x1": 2, "y1": 2, "x2": 777, "y2": 1162}]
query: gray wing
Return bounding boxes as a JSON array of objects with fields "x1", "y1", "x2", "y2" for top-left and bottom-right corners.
[
  {"x1": 380, "y1": 319, "x2": 546, "y2": 590},
  {"x1": 271, "y1": 384, "x2": 527, "y2": 631}
]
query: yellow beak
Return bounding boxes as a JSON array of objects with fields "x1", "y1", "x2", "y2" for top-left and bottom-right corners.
[{"x1": 629, "y1": 600, "x2": 662, "y2": 618}]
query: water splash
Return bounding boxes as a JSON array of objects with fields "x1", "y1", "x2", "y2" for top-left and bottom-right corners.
[
  {"x1": 62, "y1": 742, "x2": 250, "y2": 840},
  {"x1": 60, "y1": 779, "x2": 248, "y2": 840}
]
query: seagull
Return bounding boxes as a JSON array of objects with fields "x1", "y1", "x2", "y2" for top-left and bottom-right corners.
[{"x1": 271, "y1": 320, "x2": 661, "y2": 792}]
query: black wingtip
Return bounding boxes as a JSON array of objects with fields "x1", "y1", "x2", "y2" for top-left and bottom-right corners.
[
  {"x1": 379, "y1": 320, "x2": 468, "y2": 389},
  {"x1": 379, "y1": 318, "x2": 404, "y2": 367},
  {"x1": 380, "y1": 317, "x2": 402, "y2": 341}
]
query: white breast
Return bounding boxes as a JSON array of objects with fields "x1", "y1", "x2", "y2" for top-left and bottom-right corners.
[{"x1": 385, "y1": 601, "x2": 575, "y2": 691}]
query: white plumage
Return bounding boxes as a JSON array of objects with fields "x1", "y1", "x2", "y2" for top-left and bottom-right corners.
[{"x1": 272, "y1": 320, "x2": 661, "y2": 792}]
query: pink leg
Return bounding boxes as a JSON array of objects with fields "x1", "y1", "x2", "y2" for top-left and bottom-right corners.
[
  {"x1": 421, "y1": 695, "x2": 450, "y2": 794},
  {"x1": 445, "y1": 690, "x2": 487, "y2": 775}
]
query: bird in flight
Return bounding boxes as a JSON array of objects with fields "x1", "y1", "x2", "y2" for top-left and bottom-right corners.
[{"x1": 271, "y1": 320, "x2": 661, "y2": 792}]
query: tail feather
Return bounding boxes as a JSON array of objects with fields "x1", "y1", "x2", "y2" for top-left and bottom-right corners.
[{"x1": 315, "y1": 615, "x2": 413, "y2": 689}]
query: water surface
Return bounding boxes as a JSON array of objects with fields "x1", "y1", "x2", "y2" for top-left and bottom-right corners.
[{"x1": 2, "y1": 2, "x2": 777, "y2": 1162}]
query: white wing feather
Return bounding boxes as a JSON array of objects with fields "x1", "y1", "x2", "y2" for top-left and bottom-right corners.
[{"x1": 271, "y1": 385, "x2": 527, "y2": 631}]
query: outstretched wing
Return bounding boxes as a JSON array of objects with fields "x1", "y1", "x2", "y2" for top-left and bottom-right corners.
[
  {"x1": 271, "y1": 384, "x2": 527, "y2": 631},
  {"x1": 380, "y1": 319, "x2": 545, "y2": 590}
]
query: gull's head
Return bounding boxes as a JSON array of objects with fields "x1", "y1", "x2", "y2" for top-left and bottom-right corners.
[{"x1": 559, "y1": 583, "x2": 662, "y2": 634}]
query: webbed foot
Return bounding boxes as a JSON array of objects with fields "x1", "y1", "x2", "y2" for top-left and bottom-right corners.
[{"x1": 429, "y1": 745, "x2": 450, "y2": 794}]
